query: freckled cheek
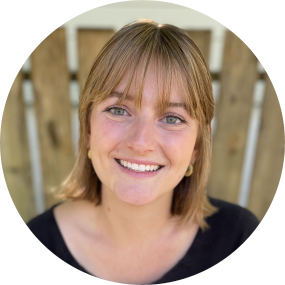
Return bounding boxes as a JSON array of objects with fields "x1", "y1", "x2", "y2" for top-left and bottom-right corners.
[
  {"x1": 161, "y1": 132, "x2": 196, "y2": 167},
  {"x1": 90, "y1": 118, "x2": 127, "y2": 150}
]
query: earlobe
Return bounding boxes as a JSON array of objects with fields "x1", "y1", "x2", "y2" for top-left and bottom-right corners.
[
  {"x1": 190, "y1": 123, "x2": 203, "y2": 164},
  {"x1": 190, "y1": 149, "x2": 199, "y2": 164}
]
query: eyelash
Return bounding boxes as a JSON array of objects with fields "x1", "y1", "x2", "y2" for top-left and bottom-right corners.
[{"x1": 105, "y1": 106, "x2": 187, "y2": 125}]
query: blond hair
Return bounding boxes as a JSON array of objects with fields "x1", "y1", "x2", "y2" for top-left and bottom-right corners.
[{"x1": 58, "y1": 19, "x2": 217, "y2": 230}]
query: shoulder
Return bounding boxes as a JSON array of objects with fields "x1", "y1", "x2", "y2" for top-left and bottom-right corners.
[
  {"x1": 208, "y1": 197, "x2": 259, "y2": 227},
  {"x1": 206, "y1": 197, "x2": 259, "y2": 245},
  {"x1": 169, "y1": 198, "x2": 260, "y2": 279},
  {"x1": 26, "y1": 201, "x2": 91, "y2": 271},
  {"x1": 27, "y1": 204, "x2": 63, "y2": 251}
]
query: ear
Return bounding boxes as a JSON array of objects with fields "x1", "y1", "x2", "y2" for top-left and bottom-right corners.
[
  {"x1": 87, "y1": 114, "x2": 92, "y2": 148},
  {"x1": 190, "y1": 142, "x2": 199, "y2": 164},
  {"x1": 87, "y1": 134, "x2": 90, "y2": 148},
  {"x1": 86, "y1": 103, "x2": 97, "y2": 148},
  {"x1": 190, "y1": 124, "x2": 210, "y2": 164},
  {"x1": 87, "y1": 125, "x2": 91, "y2": 148}
]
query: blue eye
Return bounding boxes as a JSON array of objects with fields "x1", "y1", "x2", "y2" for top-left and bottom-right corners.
[
  {"x1": 108, "y1": 107, "x2": 128, "y2": 116},
  {"x1": 162, "y1": 115, "x2": 185, "y2": 125},
  {"x1": 166, "y1": 116, "x2": 180, "y2": 124}
]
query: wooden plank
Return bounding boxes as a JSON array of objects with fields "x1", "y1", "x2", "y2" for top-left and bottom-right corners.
[
  {"x1": 207, "y1": 30, "x2": 258, "y2": 203},
  {"x1": 247, "y1": 75, "x2": 284, "y2": 220},
  {"x1": 31, "y1": 28, "x2": 75, "y2": 208},
  {"x1": 77, "y1": 29, "x2": 115, "y2": 93},
  {"x1": 185, "y1": 30, "x2": 211, "y2": 65},
  {"x1": 1, "y1": 71, "x2": 35, "y2": 222}
]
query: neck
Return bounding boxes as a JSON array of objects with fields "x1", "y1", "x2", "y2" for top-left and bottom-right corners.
[{"x1": 95, "y1": 186, "x2": 178, "y2": 246}]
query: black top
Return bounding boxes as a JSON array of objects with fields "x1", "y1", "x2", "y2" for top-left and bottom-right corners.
[{"x1": 27, "y1": 197, "x2": 259, "y2": 284}]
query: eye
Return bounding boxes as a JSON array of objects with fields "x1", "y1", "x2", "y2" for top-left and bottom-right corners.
[
  {"x1": 107, "y1": 106, "x2": 129, "y2": 116},
  {"x1": 162, "y1": 114, "x2": 185, "y2": 125}
]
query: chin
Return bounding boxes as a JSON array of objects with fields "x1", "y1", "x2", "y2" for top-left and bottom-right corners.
[{"x1": 114, "y1": 185, "x2": 158, "y2": 206}]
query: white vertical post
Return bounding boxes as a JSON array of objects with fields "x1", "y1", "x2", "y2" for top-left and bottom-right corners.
[
  {"x1": 22, "y1": 80, "x2": 45, "y2": 214},
  {"x1": 238, "y1": 79, "x2": 266, "y2": 207},
  {"x1": 69, "y1": 80, "x2": 80, "y2": 155}
]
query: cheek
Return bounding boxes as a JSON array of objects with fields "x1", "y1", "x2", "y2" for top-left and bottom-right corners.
[
  {"x1": 90, "y1": 117, "x2": 126, "y2": 151},
  {"x1": 161, "y1": 131, "x2": 196, "y2": 165}
]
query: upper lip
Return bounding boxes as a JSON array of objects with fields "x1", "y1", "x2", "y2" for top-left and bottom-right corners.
[{"x1": 115, "y1": 158, "x2": 164, "y2": 166}]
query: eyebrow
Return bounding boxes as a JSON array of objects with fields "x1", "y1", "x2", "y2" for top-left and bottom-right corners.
[
  {"x1": 109, "y1": 91, "x2": 187, "y2": 109},
  {"x1": 109, "y1": 91, "x2": 134, "y2": 101}
]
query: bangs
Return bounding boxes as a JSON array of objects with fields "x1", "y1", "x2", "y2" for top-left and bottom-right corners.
[
  {"x1": 86, "y1": 20, "x2": 211, "y2": 125},
  {"x1": 66, "y1": 19, "x2": 216, "y2": 229}
]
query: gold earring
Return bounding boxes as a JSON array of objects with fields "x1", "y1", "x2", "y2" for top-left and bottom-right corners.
[
  {"x1": 88, "y1": 149, "x2": 91, "y2": 159},
  {"x1": 185, "y1": 164, "x2": 193, "y2": 177}
]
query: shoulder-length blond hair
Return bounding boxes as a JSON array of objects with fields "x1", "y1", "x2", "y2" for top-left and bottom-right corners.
[{"x1": 58, "y1": 19, "x2": 217, "y2": 230}]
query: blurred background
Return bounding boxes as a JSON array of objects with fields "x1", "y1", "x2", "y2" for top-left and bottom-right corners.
[{"x1": 1, "y1": 1, "x2": 284, "y2": 223}]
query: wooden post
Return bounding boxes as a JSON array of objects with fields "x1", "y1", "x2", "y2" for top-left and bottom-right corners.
[
  {"x1": 1, "y1": 71, "x2": 35, "y2": 222},
  {"x1": 247, "y1": 75, "x2": 284, "y2": 220},
  {"x1": 77, "y1": 29, "x2": 115, "y2": 93},
  {"x1": 207, "y1": 30, "x2": 258, "y2": 203},
  {"x1": 31, "y1": 28, "x2": 75, "y2": 209},
  {"x1": 185, "y1": 30, "x2": 211, "y2": 65}
]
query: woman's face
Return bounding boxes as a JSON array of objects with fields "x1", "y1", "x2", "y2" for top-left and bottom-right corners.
[{"x1": 88, "y1": 67, "x2": 199, "y2": 207}]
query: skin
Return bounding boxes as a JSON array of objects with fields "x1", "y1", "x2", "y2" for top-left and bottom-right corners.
[
  {"x1": 54, "y1": 66, "x2": 200, "y2": 283},
  {"x1": 88, "y1": 67, "x2": 199, "y2": 208},
  {"x1": 87, "y1": 65, "x2": 200, "y2": 244}
]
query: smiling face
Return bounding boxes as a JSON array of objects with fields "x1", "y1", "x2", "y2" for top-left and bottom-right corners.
[{"x1": 88, "y1": 66, "x2": 199, "y2": 207}]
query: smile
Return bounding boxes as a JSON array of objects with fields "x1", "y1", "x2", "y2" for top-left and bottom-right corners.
[{"x1": 115, "y1": 159, "x2": 163, "y2": 172}]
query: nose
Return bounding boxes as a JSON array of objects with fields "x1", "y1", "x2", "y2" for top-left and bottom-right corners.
[{"x1": 126, "y1": 118, "x2": 156, "y2": 154}]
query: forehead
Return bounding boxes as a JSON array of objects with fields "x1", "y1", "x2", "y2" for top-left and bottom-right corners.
[{"x1": 111, "y1": 64, "x2": 187, "y2": 109}]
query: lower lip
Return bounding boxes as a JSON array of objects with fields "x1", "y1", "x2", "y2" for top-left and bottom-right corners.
[{"x1": 115, "y1": 160, "x2": 164, "y2": 178}]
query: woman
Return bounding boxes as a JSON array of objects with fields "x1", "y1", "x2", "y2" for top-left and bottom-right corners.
[{"x1": 27, "y1": 19, "x2": 259, "y2": 284}]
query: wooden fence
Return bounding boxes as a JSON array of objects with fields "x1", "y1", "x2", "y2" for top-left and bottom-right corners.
[{"x1": 1, "y1": 28, "x2": 284, "y2": 223}]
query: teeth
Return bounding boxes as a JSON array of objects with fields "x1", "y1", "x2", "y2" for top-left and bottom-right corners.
[
  {"x1": 139, "y1": 164, "x2": 146, "y2": 171},
  {"x1": 132, "y1": 163, "x2": 138, "y2": 170},
  {"x1": 119, "y1": 160, "x2": 161, "y2": 172}
]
